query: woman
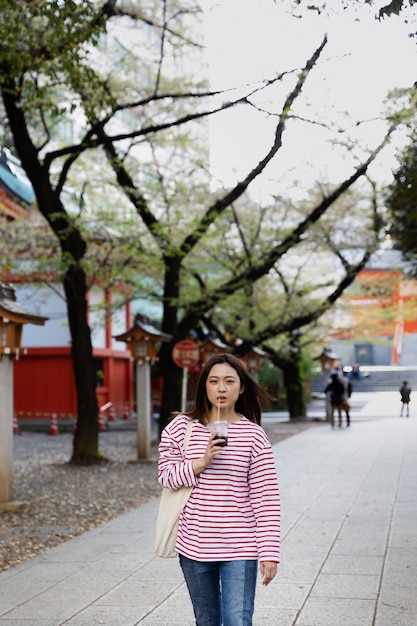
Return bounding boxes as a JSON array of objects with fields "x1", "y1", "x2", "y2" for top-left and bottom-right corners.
[{"x1": 158, "y1": 353, "x2": 280, "y2": 626}]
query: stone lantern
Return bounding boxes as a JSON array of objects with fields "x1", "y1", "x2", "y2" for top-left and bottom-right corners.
[
  {"x1": 114, "y1": 314, "x2": 171, "y2": 460},
  {"x1": 0, "y1": 283, "x2": 47, "y2": 505}
]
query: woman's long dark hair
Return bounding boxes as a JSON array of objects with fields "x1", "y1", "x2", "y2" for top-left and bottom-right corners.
[{"x1": 185, "y1": 353, "x2": 272, "y2": 425}]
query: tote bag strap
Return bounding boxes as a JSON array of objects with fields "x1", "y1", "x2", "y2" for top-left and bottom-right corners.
[{"x1": 183, "y1": 419, "x2": 193, "y2": 452}]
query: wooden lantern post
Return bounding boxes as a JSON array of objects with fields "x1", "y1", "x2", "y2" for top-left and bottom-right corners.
[
  {"x1": 314, "y1": 347, "x2": 341, "y2": 374},
  {"x1": 0, "y1": 283, "x2": 47, "y2": 505},
  {"x1": 199, "y1": 336, "x2": 231, "y2": 365},
  {"x1": 114, "y1": 315, "x2": 171, "y2": 460},
  {"x1": 238, "y1": 345, "x2": 266, "y2": 382}
]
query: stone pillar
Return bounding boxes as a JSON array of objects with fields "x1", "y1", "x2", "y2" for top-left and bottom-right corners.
[
  {"x1": 136, "y1": 360, "x2": 151, "y2": 460},
  {"x1": 0, "y1": 357, "x2": 13, "y2": 503}
]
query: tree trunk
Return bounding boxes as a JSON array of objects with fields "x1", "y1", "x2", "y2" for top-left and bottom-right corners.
[
  {"x1": 158, "y1": 341, "x2": 183, "y2": 436},
  {"x1": 281, "y1": 347, "x2": 307, "y2": 420},
  {"x1": 158, "y1": 255, "x2": 187, "y2": 435},
  {"x1": 64, "y1": 268, "x2": 99, "y2": 463},
  {"x1": 1, "y1": 80, "x2": 99, "y2": 462}
]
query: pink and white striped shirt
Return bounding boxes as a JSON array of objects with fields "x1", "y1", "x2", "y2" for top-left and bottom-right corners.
[{"x1": 158, "y1": 413, "x2": 280, "y2": 562}]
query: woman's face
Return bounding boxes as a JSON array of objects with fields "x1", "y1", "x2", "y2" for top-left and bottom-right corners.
[{"x1": 205, "y1": 363, "x2": 244, "y2": 411}]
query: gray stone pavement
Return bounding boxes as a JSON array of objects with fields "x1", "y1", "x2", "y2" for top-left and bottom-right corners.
[{"x1": 1, "y1": 391, "x2": 416, "y2": 625}]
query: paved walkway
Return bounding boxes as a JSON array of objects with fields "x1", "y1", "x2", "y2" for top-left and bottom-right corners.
[{"x1": 1, "y1": 392, "x2": 416, "y2": 625}]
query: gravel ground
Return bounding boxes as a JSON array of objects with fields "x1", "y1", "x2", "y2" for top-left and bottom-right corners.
[{"x1": 0, "y1": 417, "x2": 324, "y2": 573}]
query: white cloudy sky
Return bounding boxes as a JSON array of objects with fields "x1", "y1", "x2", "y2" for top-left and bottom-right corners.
[{"x1": 201, "y1": 0, "x2": 416, "y2": 197}]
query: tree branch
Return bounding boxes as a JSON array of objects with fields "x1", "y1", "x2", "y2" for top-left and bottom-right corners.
[
  {"x1": 255, "y1": 249, "x2": 374, "y2": 344},
  {"x1": 43, "y1": 73, "x2": 291, "y2": 169},
  {"x1": 178, "y1": 36, "x2": 328, "y2": 257},
  {"x1": 180, "y1": 130, "x2": 391, "y2": 327}
]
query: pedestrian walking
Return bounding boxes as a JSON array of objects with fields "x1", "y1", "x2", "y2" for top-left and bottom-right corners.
[
  {"x1": 324, "y1": 373, "x2": 345, "y2": 428},
  {"x1": 399, "y1": 380, "x2": 411, "y2": 417},
  {"x1": 341, "y1": 369, "x2": 352, "y2": 427},
  {"x1": 158, "y1": 353, "x2": 280, "y2": 626}
]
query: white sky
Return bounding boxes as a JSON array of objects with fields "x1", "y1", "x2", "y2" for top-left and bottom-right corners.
[{"x1": 201, "y1": 0, "x2": 416, "y2": 198}]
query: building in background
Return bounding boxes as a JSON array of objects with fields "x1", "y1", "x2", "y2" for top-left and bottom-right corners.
[
  {"x1": 0, "y1": 147, "x2": 34, "y2": 221},
  {"x1": 331, "y1": 249, "x2": 417, "y2": 367}
]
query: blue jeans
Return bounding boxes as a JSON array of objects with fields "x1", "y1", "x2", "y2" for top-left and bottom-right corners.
[{"x1": 179, "y1": 554, "x2": 258, "y2": 626}]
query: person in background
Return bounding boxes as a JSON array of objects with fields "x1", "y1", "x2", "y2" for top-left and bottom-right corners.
[
  {"x1": 325, "y1": 373, "x2": 345, "y2": 428},
  {"x1": 399, "y1": 380, "x2": 411, "y2": 417},
  {"x1": 158, "y1": 353, "x2": 280, "y2": 626},
  {"x1": 341, "y1": 369, "x2": 353, "y2": 427},
  {"x1": 350, "y1": 361, "x2": 362, "y2": 380}
]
